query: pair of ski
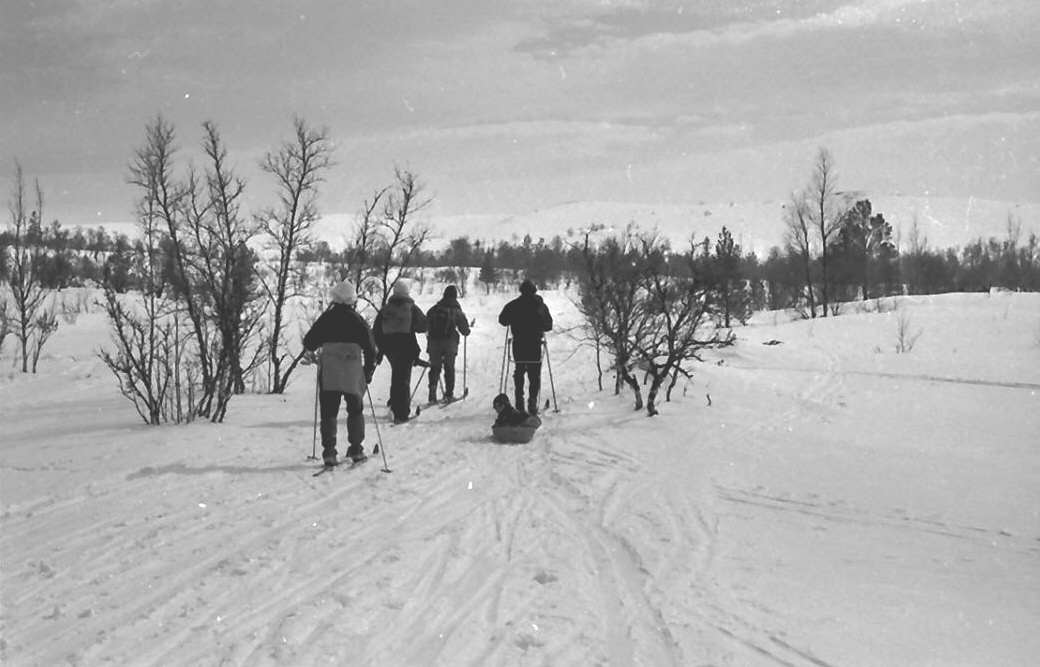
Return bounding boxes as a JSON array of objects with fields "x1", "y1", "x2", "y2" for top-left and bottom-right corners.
[
  {"x1": 313, "y1": 455, "x2": 368, "y2": 477},
  {"x1": 425, "y1": 395, "x2": 466, "y2": 411},
  {"x1": 391, "y1": 395, "x2": 465, "y2": 426}
]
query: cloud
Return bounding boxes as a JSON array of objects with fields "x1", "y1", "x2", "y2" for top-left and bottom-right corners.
[{"x1": 515, "y1": 0, "x2": 1040, "y2": 60}]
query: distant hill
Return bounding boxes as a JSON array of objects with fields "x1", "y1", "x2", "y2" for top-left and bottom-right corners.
[
  {"x1": 396, "y1": 196, "x2": 1039, "y2": 256},
  {"x1": 88, "y1": 195, "x2": 1037, "y2": 258}
]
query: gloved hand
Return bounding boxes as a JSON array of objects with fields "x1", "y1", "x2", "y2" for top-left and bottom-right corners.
[{"x1": 300, "y1": 350, "x2": 319, "y2": 366}]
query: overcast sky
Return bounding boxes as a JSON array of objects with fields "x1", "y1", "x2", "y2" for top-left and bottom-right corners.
[{"x1": 1, "y1": 0, "x2": 1037, "y2": 229}]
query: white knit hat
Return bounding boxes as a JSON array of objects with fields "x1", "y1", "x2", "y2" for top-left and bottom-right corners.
[
  {"x1": 330, "y1": 280, "x2": 357, "y2": 305},
  {"x1": 393, "y1": 280, "x2": 410, "y2": 297}
]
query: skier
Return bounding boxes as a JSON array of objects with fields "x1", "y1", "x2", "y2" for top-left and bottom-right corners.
[
  {"x1": 491, "y1": 393, "x2": 541, "y2": 444},
  {"x1": 374, "y1": 280, "x2": 427, "y2": 423},
  {"x1": 498, "y1": 278, "x2": 553, "y2": 415},
  {"x1": 424, "y1": 285, "x2": 471, "y2": 403},
  {"x1": 302, "y1": 280, "x2": 377, "y2": 466}
]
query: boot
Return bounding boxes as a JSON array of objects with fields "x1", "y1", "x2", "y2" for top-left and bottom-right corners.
[
  {"x1": 527, "y1": 396, "x2": 539, "y2": 416},
  {"x1": 428, "y1": 384, "x2": 438, "y2": 404},
  {"x1": 345, "y1": 444, "x2": 367, "y2": 463},
  {"x1": 514, "y1": 390, "x2": 524, "y2": 412},
  {"x1": 319, "y1": 417, "x2": 338, "y2": 465}
]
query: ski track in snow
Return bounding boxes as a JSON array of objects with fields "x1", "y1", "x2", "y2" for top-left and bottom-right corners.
[
  {"x1": 3, "y1": 292, "x2": 1039, "y2": 666},
  {"x1": 2, "y1": 379, "x2": 823, "y2": 666}
]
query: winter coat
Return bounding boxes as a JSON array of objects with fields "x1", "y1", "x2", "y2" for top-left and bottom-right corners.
[
  {"x1": 425, "y1": 297, "x2": 471, "y2": 354},
  {"x1": 492, "y1": 405, "x2": 542, "y2": 444},
  {"x1": 499, "y1": 293, "x2": 553, "y2": 360},
  {"x1": 303, "y1": 303, "x2": 377, "y2": 395},
  {"x1": 493, "y1": 404, "x2": 539, "y2": 428},
  {"x1": 374, "y1": 295, "x2": 428, "y2": 359}
]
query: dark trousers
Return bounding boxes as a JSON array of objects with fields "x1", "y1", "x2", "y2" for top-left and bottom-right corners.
[
  {"x1": 428, "y1": 349, "x2": 458, "y2": 397},
  {"x1": 319, "y1": 391, "x2": 365, "y2": 458},
  {"x1": 387, "y1": 353, "x2": 415, "y2": 420},
  {"x1": 512, "y1": 361, "x2": 542, "y2": 408},
  {"x1": 511, "y1": 338, "x2": 542, "y2": 409}
]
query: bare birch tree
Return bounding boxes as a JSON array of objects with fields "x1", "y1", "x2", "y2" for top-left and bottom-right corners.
[
  {"x1": 573, "y1": 227, "x2": 647, "y2": 407},
  {"x1": 5, "y1": 161, "x2": 55, "y2": 372},
  {"x1": 102, "y1": 116, "x2": 263, "y2": 423},
  {"x1": 783, "y1": 190, "x2": 817, "y2": 317},
  {"x1": 804, "y1": 148, "x2": 850, "y2": 316},
  {"x1": 339, "y1": 167, "x2": 433, "y2": 314},
  {"x1": 257, "y1": 117, "x2": 334, "y2": 394},
  {"x1": 575, "y1": 227, "x2": 732, "y2": 415},
  {"x1": 100, "y1": 117, "x2": 185, "y2": 424}
]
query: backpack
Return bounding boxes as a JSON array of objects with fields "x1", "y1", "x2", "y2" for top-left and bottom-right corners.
[
  {"x1": 380, "y1": 299, "x2": 413, "y2": 334},
  {"x1": 427, "y1": 303, "x2": 454, "y2": 339}
]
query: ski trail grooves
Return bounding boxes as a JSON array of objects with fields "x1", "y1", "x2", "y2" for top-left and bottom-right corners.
[{"x1": 319, "y1": 403, "x2": 690, "y2": 666}]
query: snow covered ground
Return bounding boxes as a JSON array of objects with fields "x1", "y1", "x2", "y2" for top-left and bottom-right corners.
[{"x1": 2, "y1": 288, "x2": 1038, "y2": 667}]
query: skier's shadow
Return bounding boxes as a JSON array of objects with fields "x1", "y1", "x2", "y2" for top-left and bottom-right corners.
[
  {"x1": 127, "y1": 462, "x2": 303, "y2": 479},
  {"x1": 248, "y1": 420, "x2": 313, "y2": 429}
]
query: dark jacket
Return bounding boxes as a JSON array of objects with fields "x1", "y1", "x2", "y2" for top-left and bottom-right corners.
[
  {"x1": 500, "y1": 292, "x2": 553, "y2": 361},
  {"x1": 303, "y1": 303, "x2": 377, "y2": 388},
  {"x1": 374, "y1": 295, "x2": 428, "y2": 358},
  {"x1": 498, "y1": 293, "x2": 553, "y2": 341},
  {"x1": 426, "y1": 297, "x2": 471, "y2": 349},
  {"x1": 494, "y1": 404, "x2": 540, "y2": 428}
]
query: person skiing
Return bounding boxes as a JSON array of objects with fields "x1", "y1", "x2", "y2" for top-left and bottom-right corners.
[
  {"x1": 498, "y1": 278, "x2": 553, "y2": 415},
  {"x1": 302, "y1": 280, "x2": 377, "y2": 466},
  {"x1": 373, "y1": 280, "x2": 427, "y2": 423},
  {"x1": 424, "y1": 285, "x2": 471, "y2": 403}
]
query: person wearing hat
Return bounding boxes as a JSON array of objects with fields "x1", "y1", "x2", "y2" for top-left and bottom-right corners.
[
  {"x1": 498, "y1": 278, "x2": 553, "y2": 415},
  {"x1": 424, "y1": 285, "x2": 471, "y2": 403},
  {"x1": 491, "y1": 393, "x2": 542, "y2": 443},
  {"x1": 373, "y1": 279, "x2": 428, "y2": 422},
  {"x1": 302, "y1": 280, "x2": 377, "y2": 466}
]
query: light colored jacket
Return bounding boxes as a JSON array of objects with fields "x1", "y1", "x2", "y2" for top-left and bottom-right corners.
[{"x1": 320, "y1": 342, "x2": 366, "y2": 396}]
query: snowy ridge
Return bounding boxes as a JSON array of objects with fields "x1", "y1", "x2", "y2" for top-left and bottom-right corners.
[
  {"x1": 2, "y1": 290, "x2": 1039, "y2": 665},
  {"x1": 317, "y1": 194, "x2": 1039, "y2": 255}
]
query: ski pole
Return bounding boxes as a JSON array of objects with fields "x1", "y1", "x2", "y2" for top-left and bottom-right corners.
[
  {"x1": 409, "y1": 364, "x2": 428, "y2": 404},
  {"x1": 543, "y1": 339, "x2": 559, "y2": 413},
  {"x1": 309, "y1": 364, "x2": 320, "y2": 460},
  {"x1": 462, "y1": 334, "x2": 469, "y2": 398},
  {"x1": 499, "y1": 329, "x2": 511, "y2": 394},
  {"x1": 366, "y1": 387, "x2": 391, "y2": 473}
]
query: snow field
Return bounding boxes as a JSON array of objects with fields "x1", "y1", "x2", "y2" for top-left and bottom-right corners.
[{"x1": 1, "y1": 289, "x2": 1038, "y2": 666}]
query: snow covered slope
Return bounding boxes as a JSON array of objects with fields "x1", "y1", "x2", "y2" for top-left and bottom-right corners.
[{"x1": 2, "y1": 289, "x2": 1038, "y2": 666}]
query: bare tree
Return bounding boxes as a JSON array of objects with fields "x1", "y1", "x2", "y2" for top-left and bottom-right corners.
[
  {"x1": 100, "y1": 118, "x2": 184, "y2": 424},
  {"x1": 5, "y1": 161, "x2": 54, "y2": 372},
  {"x1": 804, "y1": 148, "x2": 850, "y2": 316},
  {"x1": 573, "y1": 227, "x2": 646, "y2": 407},
  {"x1": 257, "y1": 117, "x2": 334, "y2": 394},
  {"x1": 192, "y1": 121, "x2": 264, "y2": 419},
  {"x1": 0, "y1": 295, "x2": 11, "y2": 357},
  {"x1": 575, "y1": 227, "x2": 732, "y2": 415},
  {"x1": 894, "y1": 307, "x2": 922, "y2": 353},
  {"x1": 103, "y1": 116, "x2": 263, "y2": 423},
  {"x1": 783, "y1": 190, "x2": 817, "y2": 317},
  {"x1": 631, "y1": 234, "x2": 732, "y2": 415},
  {"x1": 29, "y1": 309, "x2": 59, "y2": 373},
  {"x1": 99, "y1": 290, "x2": 177, "y2": 425},
  {"x1": 340, "y1": 167, "x2": 433, "y2": 314}
]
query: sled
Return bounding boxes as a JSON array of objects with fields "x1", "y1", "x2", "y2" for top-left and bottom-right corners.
[{"x1": 492, "y1": 418, "x2": 541, "y2": 445}]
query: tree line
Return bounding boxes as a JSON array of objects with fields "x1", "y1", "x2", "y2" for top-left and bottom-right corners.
[
  {"x1": 5, "y1": 198, "x2": 1035, "y2": 303},
  {"x1": 5, "y1": 137, "x2": 1038, "y2": 421}
]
